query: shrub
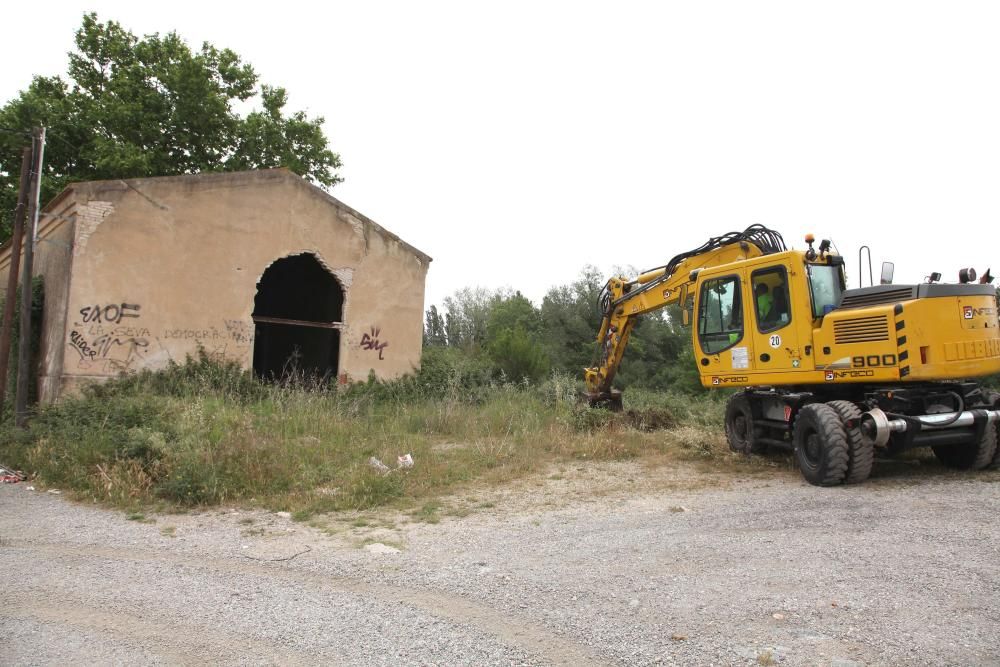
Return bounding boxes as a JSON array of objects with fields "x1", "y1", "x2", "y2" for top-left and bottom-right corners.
[
  {"x1": 488, "y1": 327, "x2": 550, "y2": 384},
  {"x1": 85, "y1": 349, "x2": 266, "y2": 404}
]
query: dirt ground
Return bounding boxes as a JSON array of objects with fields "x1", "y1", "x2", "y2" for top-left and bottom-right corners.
[{"x1": 2, "y1": 458, "x2": 999, "y2": 666}]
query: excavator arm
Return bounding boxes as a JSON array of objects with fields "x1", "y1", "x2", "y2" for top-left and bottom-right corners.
[{"x1": 584, "y1": 225, "x2": 786, "y2": 406}]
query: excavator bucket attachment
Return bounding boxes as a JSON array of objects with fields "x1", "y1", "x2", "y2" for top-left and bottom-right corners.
[{"x1": 585, "y1": 390, "x2": 623, "y2": 411}]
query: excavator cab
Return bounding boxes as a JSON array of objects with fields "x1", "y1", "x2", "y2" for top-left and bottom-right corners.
[
  {"x1": 691, "y1": 252, "x2": 802, "y2": 383},
  {"x1": 687, "y1": 248, "x2": 855, "y2": 386}
]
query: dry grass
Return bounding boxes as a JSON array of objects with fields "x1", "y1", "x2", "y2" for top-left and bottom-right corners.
[{"x1": 0, "y1": 358, "x2": 743, "y2": 517}]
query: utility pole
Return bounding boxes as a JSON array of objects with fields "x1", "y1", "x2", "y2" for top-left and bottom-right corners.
[
  {"x1": 0, "y1": 147, "x2": 33, "y2": 419},
  {"x1": 15, "y1": 127, "x2": 45, "y2": 427}
]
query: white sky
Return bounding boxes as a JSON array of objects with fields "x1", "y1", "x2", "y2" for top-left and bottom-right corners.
[{"x1": 3, "y1": 1, "x2": 999, "y2": 311}]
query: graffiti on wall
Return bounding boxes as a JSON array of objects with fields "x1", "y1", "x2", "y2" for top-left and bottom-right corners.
[
  {"x1": 163, "y1": 326, "x2": 229, "y2": 341},
  {"x1": 224, "y1": 319, "x2": 254, "y2": 344},
  {"x1": 68, "y1": 330, "x2": 98, "y2": 363},
  {"x1": 79, "y1": 303, "x2": 141, "y2": 324},
  {"x1": 69, "y1": 302, "x2": 152, "y2": 373},
  {"x1": 68, "y1": 300, "x2": 259, "y2": 376},
  {"x1": 360, "y1": 326, "x2": 389, "y2": 360},
  {"x1": 68, "y1": 328, "x2": 150, "y2": 373}
]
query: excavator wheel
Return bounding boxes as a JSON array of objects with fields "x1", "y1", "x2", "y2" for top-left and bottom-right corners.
[
  {"x1": 792, "y1": 403, "x2": 849, "y2": 487},
  {"x1": 989, "y1": 391, "x2": 1000, "y2": 470},
  {"x1": 724, "y1": 393, "x2": 765, "y2": 454},
  {"x1": 826, "y1": 400, "x2": 874, "y2": 484}
]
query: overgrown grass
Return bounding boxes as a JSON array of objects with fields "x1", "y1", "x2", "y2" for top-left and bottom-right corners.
[{"x1": 0, "y1": 353, "x2": 730, "y2": 516}]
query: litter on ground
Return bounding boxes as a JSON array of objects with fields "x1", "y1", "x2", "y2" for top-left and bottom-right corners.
[
  {"x1": 0, "y1": 465, "x2": 26, "y2": 484},
  {"x1": 368, "y1": 454, "x2": 415, "y2": 476}
]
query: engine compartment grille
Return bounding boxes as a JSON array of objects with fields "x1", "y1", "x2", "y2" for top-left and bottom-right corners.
[
  {"x1": 834, "y1": 315, "x2": 890, "y2": 344},
  {"x1": 838, "y1": 287, "x2": 916, "y2": 309}
]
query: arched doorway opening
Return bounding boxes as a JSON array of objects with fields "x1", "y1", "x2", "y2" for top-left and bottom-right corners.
[{"x1": 252, "y1": 253, "x2": 344, "y2": 381}]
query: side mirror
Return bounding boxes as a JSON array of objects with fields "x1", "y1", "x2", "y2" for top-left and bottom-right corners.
[
  {"x1": 880, "y1": 261, "x2": 895, "y2": 285},
  {"x1": 682, "y1": 308, "x2": 691, "y2": 327}
]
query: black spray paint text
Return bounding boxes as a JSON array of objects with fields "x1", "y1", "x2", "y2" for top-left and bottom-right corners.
[
  {"x1": 92, "y1": 333, "x2": 149, "y2": 360},
  {"x1": 360, "y1": 327, "x2": 389, "y2": 360},
  {"x1": 69, "y1": 330, "x2": 98, "y2": 361},
  {"x1": 80, "y1": 303, "x2": 141, "y2": 325}
]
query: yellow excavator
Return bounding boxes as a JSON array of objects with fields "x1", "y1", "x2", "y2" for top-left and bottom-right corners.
[{"x1": 584, "y1": 225, "x2": 1000, "y2": 485}]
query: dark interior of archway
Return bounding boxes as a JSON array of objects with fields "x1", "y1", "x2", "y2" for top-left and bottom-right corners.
[{"x1": 252, "y1": 254, "x2": 344, "y2": 381}]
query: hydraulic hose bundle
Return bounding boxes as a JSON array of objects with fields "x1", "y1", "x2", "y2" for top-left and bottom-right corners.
[{"x1": 597, "y1": 224, "x2": 787, "y2": 315}]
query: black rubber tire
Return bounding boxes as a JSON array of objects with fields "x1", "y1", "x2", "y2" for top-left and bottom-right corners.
[
  {"x1": 988, "y1": 391, "x2": 1000, "y2": 470},
  {"x1": 932, "y1": 417, "x2": 997, "y2": 471},
  {"x1": 724, "y1": 393, "x2": 765, "y2": 454},
  {"x1": 793, "y1": 403, "x2": 850, "y2": 486},
  {"x1": 827, "y1": 400, "x2": 874, "y2": 484}
]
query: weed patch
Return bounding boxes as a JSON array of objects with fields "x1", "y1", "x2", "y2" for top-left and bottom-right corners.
[{"x1": 0, "y1": 358, "x2": 728, "y2": 515}]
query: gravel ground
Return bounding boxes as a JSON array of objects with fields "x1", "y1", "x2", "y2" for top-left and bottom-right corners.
[{"x1": 2, "y1": 460, "x2": 999, "y2": 666}]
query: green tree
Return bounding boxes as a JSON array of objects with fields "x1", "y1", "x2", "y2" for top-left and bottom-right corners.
[
  {"x1": 0, "y1": 13, "x2": 342, "y2": 240},
  {"x1": 539, "y1": 265, "x2": 605, "y2": 373},
  {"x1": 482, "y1": 291, "x2": 549, "y2": 384},
  {"x1": 615, "y1": 307, "x2": 694, "y2": 390},
  {"x1": 441, "y1": 287, "x2": 506, "y2": 349},
  {"x1": 538, "y1": 266, "x2": 701, "y2": 392},
  {"x1": 486, "y1": 291, "x2": 542, "y2": 342},
  {"x1": 423, "y1": 305, "x2": 447, "y2": 347},
  {"x1": 488, "y1": 327, "x2": 550, "y2": 384}
]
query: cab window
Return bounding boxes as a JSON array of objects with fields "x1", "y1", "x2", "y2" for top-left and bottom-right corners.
[
  {"x1": 698, "y1": 275, "x2": 743, "y2": 354},
  {"x1": 752, "y1": 267, "x2": 791, "y2": 333},
  {"x1": 807, "y1": 264, "x2": 845, "y2": 318}
]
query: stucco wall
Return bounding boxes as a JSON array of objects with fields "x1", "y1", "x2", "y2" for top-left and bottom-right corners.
[
  {"x1": 4, "y1": 170, "x2": 429, "y2": 399},
  {"x1": 0, "y1": 196, "x2": 77, "y2": 404}
]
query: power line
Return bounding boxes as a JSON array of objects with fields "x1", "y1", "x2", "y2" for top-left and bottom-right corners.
[
  {"x1": 1, "y1": 127, "x2": 80, "y2": 152},
  {"x1": 44, "y1": 130, "x2": 80, "y2": 153}
]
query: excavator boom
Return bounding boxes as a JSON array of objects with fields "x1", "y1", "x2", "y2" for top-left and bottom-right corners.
[{"x1": 584, "y1": 225, "x2": 785, "y2": 402}]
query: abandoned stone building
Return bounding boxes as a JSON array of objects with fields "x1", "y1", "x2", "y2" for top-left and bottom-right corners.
[{"x1": 0, "y1": 169, "x2": 431, "y2": 403}]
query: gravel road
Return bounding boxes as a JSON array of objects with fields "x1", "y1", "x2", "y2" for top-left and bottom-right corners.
[{"x1": 2, "y1": 461, "x2": 999, "y2": 666}]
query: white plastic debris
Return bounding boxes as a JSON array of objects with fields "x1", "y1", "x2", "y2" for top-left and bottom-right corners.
[
  {"x1": 368, "y1": 454, "x2": 414, "y2": 476},
  {"x1": 47, "y1": 489, "x2": 62, "y2": 495}
]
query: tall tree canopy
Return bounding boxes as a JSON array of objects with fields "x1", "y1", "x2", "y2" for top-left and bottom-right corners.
[{"x1": 0, "y1": 13, "x2": 342, "y2": 240}]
